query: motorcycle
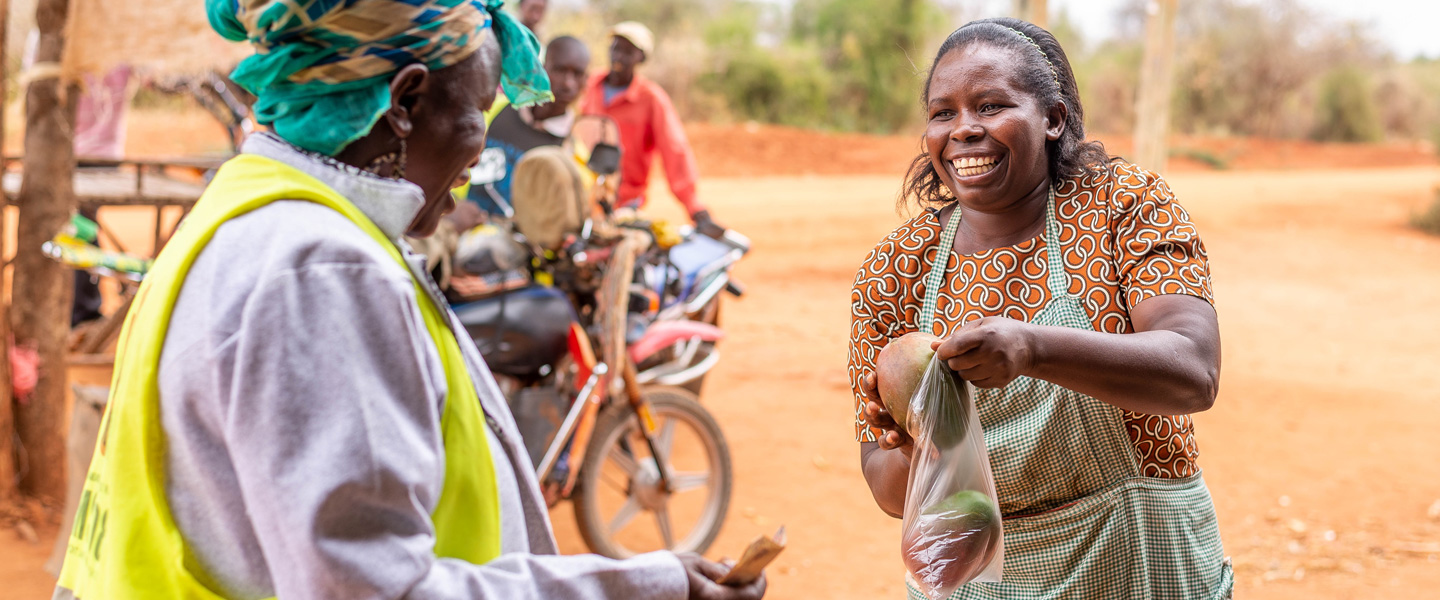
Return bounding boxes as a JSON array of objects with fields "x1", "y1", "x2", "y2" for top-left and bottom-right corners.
[{"x1": 447, "y1": 115, "x2": 748, "y2": 558}]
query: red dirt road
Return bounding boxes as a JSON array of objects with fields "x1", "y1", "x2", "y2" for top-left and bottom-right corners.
[{"x1": 3, "y1": 117, "x2": 1439, "y2": 598}]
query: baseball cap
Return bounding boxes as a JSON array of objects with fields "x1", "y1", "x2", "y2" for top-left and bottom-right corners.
[{"x1": 611, "y1": 21, "x2": 654, "y2": 58}]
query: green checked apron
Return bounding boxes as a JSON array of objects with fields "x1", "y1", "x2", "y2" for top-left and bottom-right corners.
[{"x1": 906, "y1": 189, "x2": 1233, "y2": 600}]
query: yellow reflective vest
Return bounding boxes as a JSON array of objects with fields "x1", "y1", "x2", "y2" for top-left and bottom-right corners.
[{"x1": 57, "y1": 154, "x2": 502, "y2": 598}]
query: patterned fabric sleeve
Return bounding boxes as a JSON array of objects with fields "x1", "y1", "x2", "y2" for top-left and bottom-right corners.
[
  {"x1": 849, "y1": 225, "x2": 922, "y2": 443},
  {"x1": 1109, "y1": 165, "x2": 1214, "y2": 310},
  {"x1": 850, "y1": 286, "x2": 887, "y2": 443}
]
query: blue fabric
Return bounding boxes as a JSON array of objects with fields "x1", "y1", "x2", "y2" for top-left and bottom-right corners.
[
  {"x1": 603, "y1": 82, "x2": 628, "y2": 105},
  {"x1": 207, "y1": 0, "x2": 552, "y2": 155}
]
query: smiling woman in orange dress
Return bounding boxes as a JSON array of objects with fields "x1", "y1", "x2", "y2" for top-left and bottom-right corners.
[{"x1": 849, "y1": 18, "x2": 1233, "y2": 599}]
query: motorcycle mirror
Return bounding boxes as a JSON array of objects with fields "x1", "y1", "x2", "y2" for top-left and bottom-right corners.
[
  {"x1": 470, "y1": 147, "x2": 508, "y2": 185},
  {"x1": 587, "y1": 143, "x2": 621, "y2": 176}
]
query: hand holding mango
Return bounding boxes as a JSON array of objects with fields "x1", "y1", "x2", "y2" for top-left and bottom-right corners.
[{"x1": 876, "y1": 332, "x2": 968, "y2": 449}]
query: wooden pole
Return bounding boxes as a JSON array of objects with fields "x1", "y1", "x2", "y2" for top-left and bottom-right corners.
[
  {"x1": 1133, "y1": 0, "x2": 1179, "y2": 173},
  {"x1": 0, "y1": 0, "x2": 16, "y2": 502},
  {"x1": 11, "y1": 0, "x2": 77, "y2": 502},
  {"x1": 1013, "y1": 0, "x2": 1048, "y2": 29}
]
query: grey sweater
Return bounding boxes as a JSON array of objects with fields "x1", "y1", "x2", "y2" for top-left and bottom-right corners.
[{"x1": 55, "y1": 134, "x2": 688, "y2": 600}]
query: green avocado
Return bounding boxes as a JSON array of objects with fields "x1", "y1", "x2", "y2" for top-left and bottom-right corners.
[
  {"x1": 924, "y1": 490, "x2": 999, "y2": 522},
  {"x1": 923, "y1": 490, "x2": 1001, "y2": 559},
  {"x1": 904, "y1": 490, "x2": 1003, "y2": 590}
]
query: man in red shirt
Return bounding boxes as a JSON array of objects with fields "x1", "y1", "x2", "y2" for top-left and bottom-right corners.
[{"x1": 580, "y1": 21, "x2": 722, "y2": 235}]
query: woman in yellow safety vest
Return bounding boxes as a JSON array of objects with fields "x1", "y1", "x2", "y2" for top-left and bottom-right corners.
[{"x1": 54, "y1": 2, "x2": 764, "y2": 599}]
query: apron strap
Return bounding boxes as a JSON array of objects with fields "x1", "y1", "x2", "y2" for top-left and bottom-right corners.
[
  {"x1": 919, "y1": 187, "x2": 1061, "y2": 334},
  {"x1": 919, "y1": 205, "x2": 963, "y2": 334},
  {"x1": 1040, "y1": 187, "x2": 1068, "y2": 298}
]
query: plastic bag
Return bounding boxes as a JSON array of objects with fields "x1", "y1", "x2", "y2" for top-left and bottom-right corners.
[{"x1": 900, "y1": 355, "x2": 1004, "y2": 599}]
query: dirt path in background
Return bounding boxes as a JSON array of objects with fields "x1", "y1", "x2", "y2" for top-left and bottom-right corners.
[
  {"x1": 3, "y1": 112, "x2": 1439, "y2": 598},
  {"x1": 684, "y1": 121, "x2": 1437, "y2": 178}
]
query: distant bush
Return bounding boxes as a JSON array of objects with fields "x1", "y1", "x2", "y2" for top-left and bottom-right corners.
[
  {"x1": 592, "y1": 0, "x2": 711, "y2": 36},
  {"x1": 697, "y1": 3, "x2": 832, "y2": 128},
  {"x1": 1412, "y1": 188, "x2": 1440, "y2": 236},
  {"x1": 1170, "y1": 147, "x2": 1229, "y2": 169},
  {"x1": 689, "y1": 0, "x2": 942, "y2": 132},
  {"x1": 698, "y1": 48, "x2": 832, "y2": 129},
  {"x1": 562, "y1": 0, "x2": 1440, "y2": 142},
  {"x1": 1399, "y1": 59, "x2": 1440, "y2": 150},
  {"x1": 790, "y1": 0, "x2": 944, "y2": 132},
  {"x1": 1071, "y1": 38, "x2": 1143, "y2": 135},
  {"x1": 1165, "y1": 0, "x2": 1372, "y2": 138},
  {"x1": 1312, "y1": 67, "x2": 1382, "y2": 142}
]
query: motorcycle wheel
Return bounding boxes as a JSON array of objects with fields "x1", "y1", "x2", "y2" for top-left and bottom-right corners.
[{"x1": 573, "y1": 386, "x2": 732, "y2": 559}]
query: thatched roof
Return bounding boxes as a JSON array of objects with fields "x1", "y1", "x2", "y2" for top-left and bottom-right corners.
[{"x1": 62, "y1": 0, "x2": 249, "y2": 77}]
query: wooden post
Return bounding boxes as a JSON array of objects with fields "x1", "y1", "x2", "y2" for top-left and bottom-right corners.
[
  {"x1": 0, "y1": 0, "x2": 16, "y2": 502},
  {"x1": 11, "y1": 0, "x2": 77, "y2": 502},
  {"x1": 1013, "y1": 0, "x2": 1048, "y2": 28},
  {"x1": 1133, "y1": 0, "x2": 1179, "y2": 173}
]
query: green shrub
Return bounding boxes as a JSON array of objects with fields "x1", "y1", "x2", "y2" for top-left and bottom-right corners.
[
  {"x1": 695, "y1": 0, "x2": 939, "y2": 132},
  {"x1": 791, "y1": 0, "x2": 943, "y2": 133},
  {"x1": 698, "y1": 46, "x2": 832, "y2": 128},
  {"x1": 1170, "y1": 147, "x2": 1229, "y2": 169},
  {"x1": 1413, "y1": 188, "x2": 1440, "y2": 236},
  {"x1": 1312, "y1": 67, "x2": 1383, "y2": 143},
  {"x1": 697, "y1": 3, "x2": 831, "y2": 128}
]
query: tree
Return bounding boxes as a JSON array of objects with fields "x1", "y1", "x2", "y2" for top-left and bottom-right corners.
[
  {"x1": 11, "y1": 0, "x2": 77, "y2": 502},
  {"x1": 1133, "y1": 0, "x2": 1178, "y2": 172},
  {"x1": 1013, "y1": 0, "x2": 1047, "y2": 28},
  {"x1": 0, "y1": 0, "x2": 17, "y2": 502}
]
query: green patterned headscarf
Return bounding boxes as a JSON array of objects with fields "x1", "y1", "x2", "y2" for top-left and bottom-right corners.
[{"x1": 208, "y1": 0, "x2": 552, "y2": 155}]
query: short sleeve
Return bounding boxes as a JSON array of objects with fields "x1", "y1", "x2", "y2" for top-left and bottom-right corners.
[
  {"x1": 849, "y1": 282, "x2": 890, "y2": 443},
  {"x1": 1110, "y1": 168, "x2": 1213, "y2": 310},
  {"x1": 849, "y1": 219, "x2": 931, "y2": 442}
]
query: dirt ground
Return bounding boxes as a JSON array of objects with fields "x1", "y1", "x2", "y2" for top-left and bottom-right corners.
[
  {"x1": 3, "y1": 113, "x2": 1440, "y2": 598},
  {"x1": 684, "y1": 121, "x2": 1439, "y2": 178}
]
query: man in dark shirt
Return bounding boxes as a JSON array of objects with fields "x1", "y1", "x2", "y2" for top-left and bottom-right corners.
[{"x1": 467, "y1": 35, "x2": 588, "y2": 215}]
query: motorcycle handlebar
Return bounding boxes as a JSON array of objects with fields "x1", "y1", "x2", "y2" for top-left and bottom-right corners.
[{"x1": 715, "y1": 229, "x2": 751, "y2": 255}]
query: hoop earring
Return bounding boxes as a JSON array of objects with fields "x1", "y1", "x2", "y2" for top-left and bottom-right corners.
[
  {"x1": 365, "y1": 138, "x2": 408, "y2": 180},
  {"x1": 393, "y1": 138, "x2": 407, "y2": 180}
]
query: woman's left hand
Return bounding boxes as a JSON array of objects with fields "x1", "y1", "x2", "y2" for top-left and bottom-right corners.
[{"x1": 933, "y1": 316, "x2": 1037, "y2": 388}]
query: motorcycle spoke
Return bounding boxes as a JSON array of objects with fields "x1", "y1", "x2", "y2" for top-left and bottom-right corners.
[
  {"x1": 656, "y1": 419, "x2": 677, "y2": 456},
  {"x1": 669, "y1": 470, "x2": 710, "y2": 493},
  {"x1": 607, "y1": 446, "x2": 640, "y2": 477},
  {"x1": 655, "y1": 505, "x2": 675, "y2": 548},
  {"x1": 600, "y1": 470, "x2": 630, "y2": 494},
  {"x1": 609, "y1": 497, "x2": 641, "y2": 534}
]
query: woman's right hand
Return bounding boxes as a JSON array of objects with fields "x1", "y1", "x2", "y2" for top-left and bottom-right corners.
[{"x1": 861, "y1": 373, "x2": 914, "y2": 460}]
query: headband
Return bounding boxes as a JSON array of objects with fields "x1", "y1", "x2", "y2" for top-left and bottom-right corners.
[{"x1": 1000, "y1": 25, "x2": 1060, "y2": 87}]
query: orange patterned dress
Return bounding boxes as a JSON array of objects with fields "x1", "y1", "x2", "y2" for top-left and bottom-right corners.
[{"x1": 849, "y1": 161, "x2": 1213, "y2": 479}]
